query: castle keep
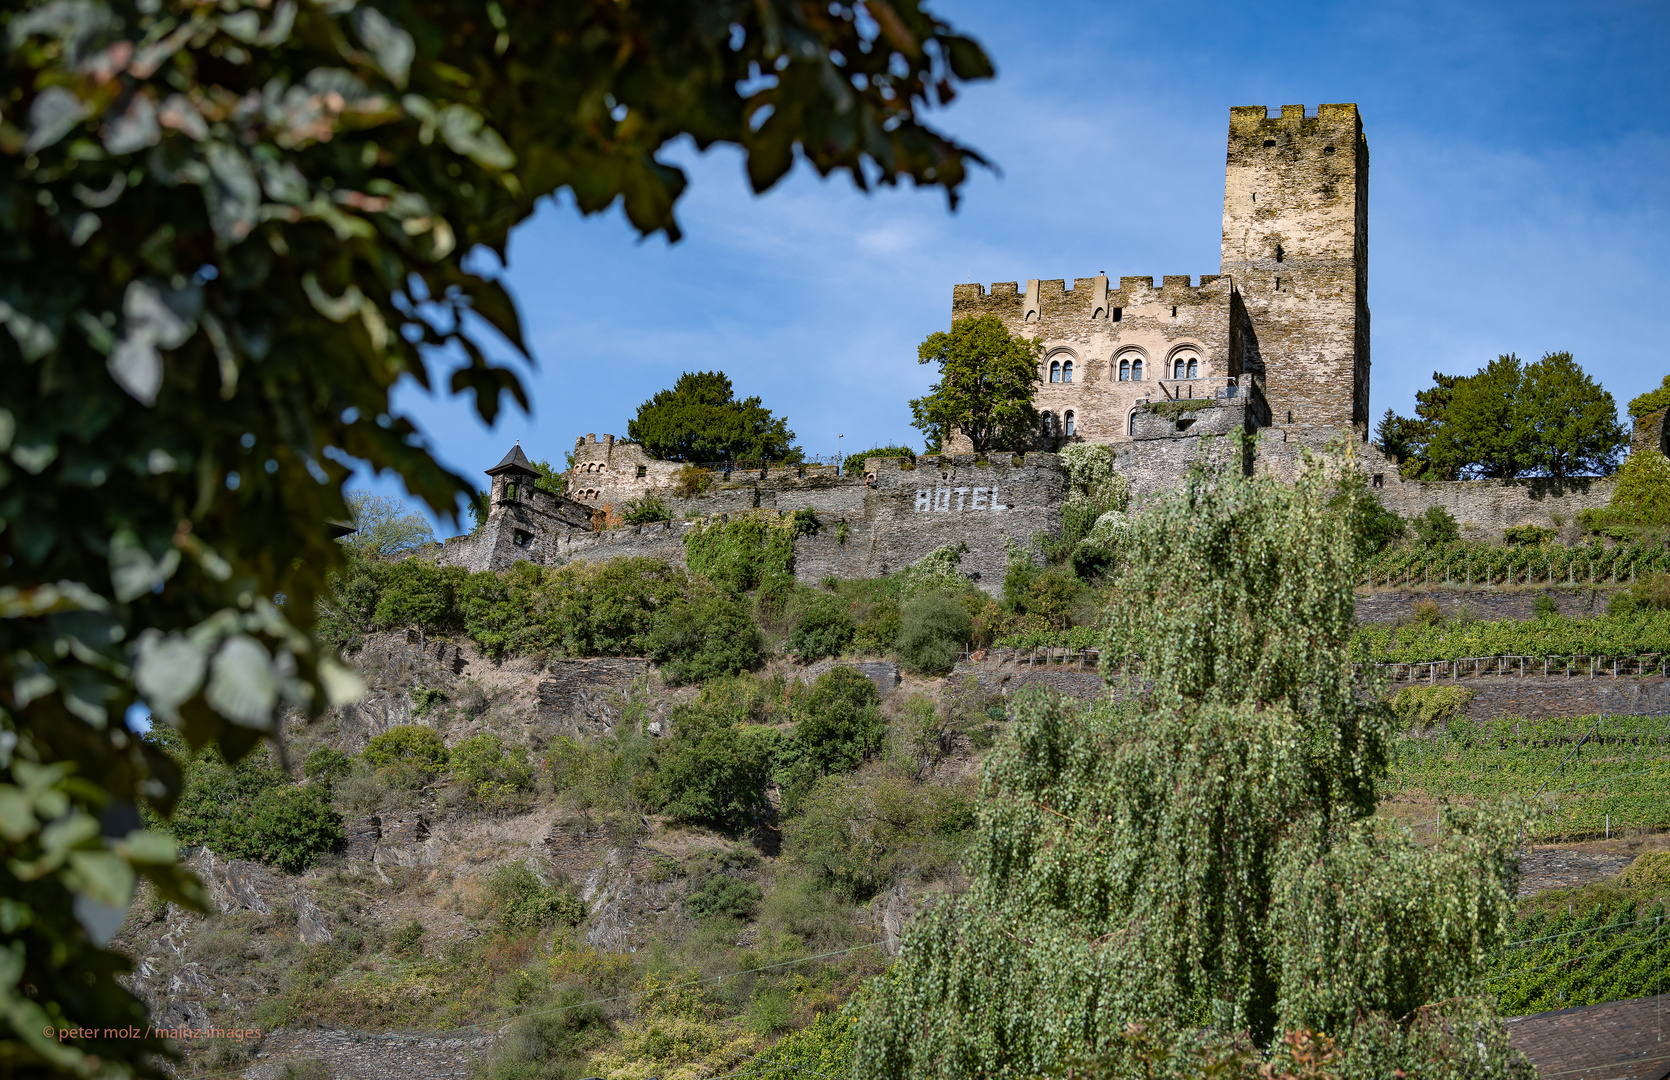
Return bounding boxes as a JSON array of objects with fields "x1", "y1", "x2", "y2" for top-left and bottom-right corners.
[{"x1": 435, "y1": 105, "x2": 1626, "y2": 587}]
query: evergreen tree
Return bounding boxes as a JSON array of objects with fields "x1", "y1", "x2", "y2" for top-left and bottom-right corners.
[
  {"x1": 1375, "y1": 373, "x2": 1461, "y2": 479},
  {"x1": 627, "y1": 371, "x2": 801, "y2": 464},
  {"x1": 1427, "y1": 354, "x2": 1525, "y2": 479},
  {"x1": 1517, "y1": 352, "x2": 1626, "y2": 477},
  {"x1": 910, "y1": 315, "x2": 1044, "y2": 452},
  {"x1": 852, "y1": 451, "x2": 1525, "y2": 1078},
  {"x1": 1392, "y1": 354, "x2": 1624, "y2": 480}
]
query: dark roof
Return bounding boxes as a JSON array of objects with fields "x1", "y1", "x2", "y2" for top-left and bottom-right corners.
[
  {"x1": 1507, "y1": 993, "x2": 1670, "y2": 1080},
  {"x1": 486, "y1": 443, "x2": 539, "y2": 477}
]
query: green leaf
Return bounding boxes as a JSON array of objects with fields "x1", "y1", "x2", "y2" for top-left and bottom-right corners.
[
  {"x1": 109, "y1": 530, "x2": 181, "y2": 602},
  {"x1": 66, "y1": 849, "x2": 136, "y2": 908},
  {"x1": 205, "y1": 634, "x2": 278, "y2": 727},
  {"x1": 24, "y1": 86, "x2": 89, "y2": 153},
  {"x1": 133, "y1": 630, "x2": 207, "y2": 717},
  {"x1": 0, "y1": 786, "x2": 36, "y2": 842},
  {"x1": 356, "y1": 6, "x2": 415, "y2": 87}
]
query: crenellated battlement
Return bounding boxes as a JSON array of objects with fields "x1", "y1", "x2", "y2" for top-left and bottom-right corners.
[
  {"x1": 1229, "y1": 103, "x2": 1360, "y2": 129},
  {"x1": 952, "y1": 273, "x2": 1231, "y2": 323}
]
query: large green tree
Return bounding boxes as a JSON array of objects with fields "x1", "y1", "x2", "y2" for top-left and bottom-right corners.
[
  {"x1": 0, "y1": 1, "x2": 992, "y2": 1075},
  {"x1": 1517, "y1": 351, "x2": 1627, "y2": 477},
  {"x1": 1425, "y1": 354, "x2": 1526, "y2": 479},
  {"x1": 851, "y1": 451, "x2": 1525, "y2": 1078},
  {"x1": 1386, "y1": 353, "x2": 1624, "y2": 480},
  {"x1": 626, "y1": 371, "x2": 799, "y2": 464},
  {"x1": 343, "y1": 492, "x2": 435, "y2": 559},
  {"x1": 910, "y1": 314, "x2": 1042, "y2": 453}
]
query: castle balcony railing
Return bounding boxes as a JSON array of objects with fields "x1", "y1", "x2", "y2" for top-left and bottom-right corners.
[{"x1": 1155, "y1": 376, "x2": 1242, "y2": 402}]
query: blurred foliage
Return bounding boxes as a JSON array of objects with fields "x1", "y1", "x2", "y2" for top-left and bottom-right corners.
[{"x1": 0, "y1": 0, "x2": 991, "y2": 1068}]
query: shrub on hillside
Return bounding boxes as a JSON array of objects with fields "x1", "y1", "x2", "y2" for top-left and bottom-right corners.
[
  {"x1": 363, "y1": 725, "x2": 450, "y2": 776},
  {"x1": 1330, "y1": 469, "x2": 1406, "y2": 560},
  {"x1": 777, "y1": 668, "x2": 885, "y2": 810},
  {"x1": 481, "y1": 984, "x2": 610, "y2": 1080},
  {"x1": 843, "y1": 445, "x2": 918, "y2": 477},
  {"x1": 645, "y1": 589, "x2": 765, "y2": 685},
  {"x1": 485, "y1": 863, "x2": 586, "y2": 932},
  {"x1": 1503, "y1": 524, "x2": 1555, "y2": 546},
  {"x1": 304, "y1": 746, "x2": 352, "y2": 785},
  {"x1": 624, "y1": 496, "x2": 672, "y2": 525},
  {"x1": 1387, "y1": 685, "x2": 1475, "y2": 725},
  {"x1": 897, "y1": 593, "x2": 973, "y2": 674},
  {"x1": 450, "y1": 733, "x2": 535, "y2": 809},
  {"x1": 652, "y1": 690, "x2": 778, "y2": 833},
  {"x1": 1002, "y1": 546, "x2": 1081, "y2": 628},
  {"x1": 683, "y1": 511, "x2": 796, "y2": 594},
  {"x1": 241, "y1": 785, "x2": 345, "y2": 873},
  {"x1": 684, "y1": 874, "x2": 763, "y2": 921},
  {"x1": 852, "y1": 593, "x2": 902, "y2": 656},
  {"x1": 788, "y1": 592, "x2": 855, "y2": 661},
  {"x1": 785, "y1": 770, "x2": 974, "y2": 901},
  {"x1": 165, "y1": 745, "x2": 288, "y2": 849},
  {"x1": 894, "y1": 543, "x2": 971, "y2": 599},
  {"x1": 374, "y1": 558, "x2": 468, "y2": 633},
  {"x1": 1580, "y1": 450, "x2": 1670, "y2": 535},
  {"x1": 545, "y1": 733, "x2": 660, "y2": 815},
  {"x1": 1409, "y1": 505, "x2": 1461, "y2": 546}
]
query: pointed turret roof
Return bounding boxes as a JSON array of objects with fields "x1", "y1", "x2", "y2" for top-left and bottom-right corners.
[{"x1": 486, "y1": 442, "x2": 539, "y2": 477}]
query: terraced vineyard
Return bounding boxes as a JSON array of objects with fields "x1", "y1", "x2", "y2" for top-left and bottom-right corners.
[
  {"x1": 1389, "y1": 714, "x2": 1670, "y2": 839},
  {"x1": 1351, "y1": 611, "x2": 1670, "y2": 664},
  {"x1": 1488, "y1": 900, "x2": 1670, "y2": 1013}
]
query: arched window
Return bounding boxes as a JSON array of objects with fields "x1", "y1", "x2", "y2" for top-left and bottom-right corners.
[
  {"x1": 504, "y1": 482, "x2": 518, "y2": 501},
  {"x1": 1064, "y1": 411, "x2": 1075, "y2": 437},
  {"x1": 1049, "y1": 361, "x2": 1061, "y2": 383},
  {"x1": 1174, "y1": 358, "x2": 1186, "y2": 379},
  {"x1": 1062, "y1": 360, "x2": 1074, "y2": 383},
  {"x1": 1131, "y1": 359, "x2": 1143, "y2": 381},
  {"x1": 1187, "y1": 358, "x2": 1199, "y2": 379},
  {"x1": 1042, "y1": 411, "x2": 1055, "y2": 435},
  {"x1": 1128, "y1": 410, "x2": 1137, "y2": 436},
  {"x1": 1119, "y1": 359, "x2": 1130, "y2": 381}
]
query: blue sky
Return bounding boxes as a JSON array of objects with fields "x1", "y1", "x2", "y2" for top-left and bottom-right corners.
[{"x1": 379, "y1": 0, "x2": 1670, "y2": 535}]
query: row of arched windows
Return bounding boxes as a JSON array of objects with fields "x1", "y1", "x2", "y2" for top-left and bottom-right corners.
[{"x1": 1051, "y1": 354, "x2": 1201, "y2": 382}]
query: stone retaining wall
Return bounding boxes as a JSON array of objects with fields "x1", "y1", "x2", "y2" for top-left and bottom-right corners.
[{"x1": 1354, "y1": 588, "x2": 1617, "y2": 624}]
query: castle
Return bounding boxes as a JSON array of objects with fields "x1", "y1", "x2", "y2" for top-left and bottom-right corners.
[
  {"x1": 956, "y1": 102, "x2": 1368, "y2": 451},
  {"x1": 434, "y1": 105, "x2": 1627, "y2": 588}
]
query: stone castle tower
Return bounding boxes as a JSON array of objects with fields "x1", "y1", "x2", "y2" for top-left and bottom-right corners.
[
  {"x1": 946, "y1": 103, "x2": 1369, "y2": 449},
  {"x1": 1221, "y1": 103, "x2": 1369, "y2": 432}
]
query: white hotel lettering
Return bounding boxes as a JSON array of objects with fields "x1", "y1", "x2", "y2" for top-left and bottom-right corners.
[{"x1": 915, "y1": 486, "x2": 1004, "y2": 513}]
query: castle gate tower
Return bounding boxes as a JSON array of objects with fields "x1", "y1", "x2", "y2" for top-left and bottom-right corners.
[{"x1": 1221, "y1": 103, "x2": 1369, "y2": 433}]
